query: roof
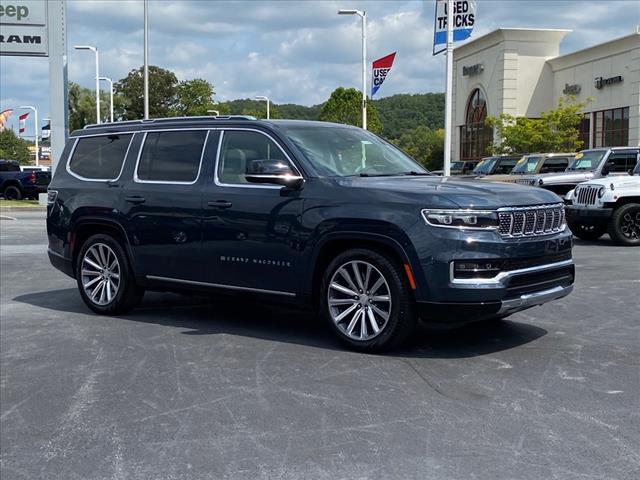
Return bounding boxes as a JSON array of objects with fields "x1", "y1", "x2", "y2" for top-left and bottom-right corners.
[{"x1": 453, "y1": 28, "x2": 571, "y2": 58}]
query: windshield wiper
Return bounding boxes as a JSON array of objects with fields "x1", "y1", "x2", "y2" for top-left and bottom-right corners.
[{"x1": 399, "y1": 171, "x2": 431, "y2": 176}]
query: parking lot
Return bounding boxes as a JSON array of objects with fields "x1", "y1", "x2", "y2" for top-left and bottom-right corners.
[{"x1": 1, "y1": 209, "x2": 638, "y2": 480}]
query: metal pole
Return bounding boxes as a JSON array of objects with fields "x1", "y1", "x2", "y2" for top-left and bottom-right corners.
[
  {"x1": 34, "y1": 107, "x2": 39, "y2": 166},
  {"x1": 143, "y1": 0, "x2": 149, "y2": 119},
  {"x1": 266, "y1": 98, "x2": 270, "y2": 120},
  {"x1": 100, "y1": 77, "x2": 114, "y2": 122},
  {"x1": 49, "y1": 0, "x2": 69, "y2": 175},
  {"x1": 443, "y1": 0, "x2": 454, "y2": 176},
  {"x1": 95, "y1": 48, "x2": 101, "y2": 124},
  {"x1": 361, "y1": 12, "x2": 367, "y2": 130}
]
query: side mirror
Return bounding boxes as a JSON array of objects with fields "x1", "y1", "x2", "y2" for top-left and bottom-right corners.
[
  {"x1": 601, "y1": 160, "x2": 614, "y2": 176},
  {"x1": 245, "y1": 159, "x2": 304, "y2": 189}
]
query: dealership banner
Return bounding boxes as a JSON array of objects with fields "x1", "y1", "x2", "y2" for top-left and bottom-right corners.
[
  {"x1": 41, "y1": 120, "x2": 51, "y2": 139},
  {"x1": 18, "y1": 112, "x2": 29, "y2": 135},
  {"x1": 433, "y1": 0, "x2": 476, "y2": 55},
  {"x1": 371, "y1": 52, "x2": 396, "y2": 97}
]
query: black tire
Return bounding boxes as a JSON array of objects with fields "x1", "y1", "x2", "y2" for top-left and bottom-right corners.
[
  {"x1": 608, "y1": 203, "x2": 640, "y2": 246},
  {"x1": 568, "y1": 221, "x2": 606, "y2": 241},
  {"x1": 75, "y1": 234, "x2": 144, "y2": 314},
  {"x1": 3, "y1": 185, "x2": 22, "y2": 201},
  {"x1": 320, "y1": 248, "x2": 417, "y2": 353}
]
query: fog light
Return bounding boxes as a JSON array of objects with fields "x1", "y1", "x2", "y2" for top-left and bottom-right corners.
[{"x1": 453, "y1": 260, "x2": 503, "y2": 279}]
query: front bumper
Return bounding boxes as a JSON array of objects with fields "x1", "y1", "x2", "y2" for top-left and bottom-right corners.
[{"x1": 566, "y1": 205, "x2": 612, "y2": 221}]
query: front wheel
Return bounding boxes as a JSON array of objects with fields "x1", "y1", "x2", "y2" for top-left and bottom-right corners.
[
  {"x1": 3, "y1": 185, "x2": 22, "y2": 201},
  {"x1": 568, "y1": 221, "x2": 606, "y2": 241},
  {"x1": 608, "y1": 204, "x2": 640, "y2": 246},
  {"x1": 320, "y1": 249, "x2": 416, "y2": 352},
  {"x1": 76, "y1": 234, "x2": 144, "y2": 314}
]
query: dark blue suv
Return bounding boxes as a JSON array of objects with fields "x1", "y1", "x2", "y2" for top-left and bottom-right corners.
[{"x1": 47, "y1": 117, "x2": 574, "y2": 351}]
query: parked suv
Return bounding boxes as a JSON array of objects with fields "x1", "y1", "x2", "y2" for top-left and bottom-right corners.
[
  {"x1": 450, "y1": 160, "x2": 475, "y2": 175},
  {"x1": 565, "y1": 161, "x2": 640, "y2": 245},
  {"x1": 47, "y1": 117, "x2": 574, "y2": 352},
  {"x1": 482, "y1": 153, "x2": 573, "y2": 184},
  {"x1": 514, "y1": 148, "x2": 640, "y2": 196},
  {"x1": 0, "y1": 159, "x2": 51, "y2": 200},
  {"x1": 472, "y1": 155, "x2": 523, "y2": 177}
]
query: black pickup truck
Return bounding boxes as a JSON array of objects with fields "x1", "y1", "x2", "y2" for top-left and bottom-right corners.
[{"x1": 0, "y1": 160, "x2": 51, "y2": 200}]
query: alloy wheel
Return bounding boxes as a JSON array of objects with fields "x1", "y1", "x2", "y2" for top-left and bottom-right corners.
[
  {"x1": 81, "y1": 243, "x2": 121, "y2": 306},
  {"x1": 620, "y1": 209, "x2": 640, "y2": 240},
  {"x1": 327, "y1": 260, "x2": 392, "y2": 341}
]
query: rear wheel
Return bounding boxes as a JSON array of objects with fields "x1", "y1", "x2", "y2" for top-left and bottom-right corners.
[
  {"x1": 568, "y1": 221, "x2": 606, "y2": 241},
  {"x1": 320, "y1": 248, "x2": 416, "y2": 352},
  {"x1": 76, "y1": 234, "x2": 144, "y2": 314},
  {"x1": 608, "y1": 204, "x2": 640, "y2": 246},
  {"x1": 3, "y1": 185, "x2": 22, "y2": 201}
]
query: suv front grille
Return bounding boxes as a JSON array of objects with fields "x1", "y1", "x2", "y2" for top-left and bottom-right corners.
[
  {"x1": 498, "y1": 204, "x2": 565, "y2": 238},
  {"x1": 505, "y1": 264, "x2": 575, "y2": 298},
  {"x1": 574, "y1": 185, "x2": 599, "y2": 206}
]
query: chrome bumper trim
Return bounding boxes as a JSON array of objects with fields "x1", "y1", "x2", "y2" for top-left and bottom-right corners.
[
  {"x1": 450, "y1": 258, "x2": 574, "y2": 285},
  {"x1": 498, "y1": 284, "x2": 573, "y2": 315}
]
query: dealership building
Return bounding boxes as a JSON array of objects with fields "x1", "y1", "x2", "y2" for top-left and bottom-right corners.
[{"x1": 451, "y1": 27, "x2": 640, "y2": 162}]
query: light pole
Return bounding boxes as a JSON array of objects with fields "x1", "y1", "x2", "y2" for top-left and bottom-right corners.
[
  {"x1": 207, "y1": 110, "x2": 220, "y2": 116},
  {"x1": 143, "y1": 0, "x2": 149, "y2": 119},
  {"x1": 99, "y1": 77, "x2": 114, "y2": 122},
  {"x1": 74, "y1": 45, "x2": 100, "y2": 124},
  {"x1": 19, "y1": 105, "x2": 39, "y2": 166},
  {"x1": 254, "y1": 96, "x2": 270, "y2": 119},
  {"x1": 338, "y1": 9, "x2": 367, "y2": 130}
]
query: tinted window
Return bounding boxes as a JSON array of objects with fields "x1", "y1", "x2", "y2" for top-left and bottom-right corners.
[
  {"x1": 541, "y1": 157, "x2": 569, "y2": 173},
  {"x1": 218, "y1": 130, "x2": 291, "y2": 184},
  {"x1": 0, "y1": 162, "x2": 20, "y2": 172},
  {"x1": 608, "y1": 152, "x2": 638, "y2": 173},
  {"x1": 137, "y1": 130, "x2": 206, "y2": 182},
  {"x1": 495, "y1": 158, "x2": 518, "y2": 174},
  {"x1": 69, "y1": 134, "x2": 132, "y2": 180}
]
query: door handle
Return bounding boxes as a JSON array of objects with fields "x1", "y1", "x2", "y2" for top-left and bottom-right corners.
[
  {"x1": 125, "y1": 196, "x2": 146, "y2": 204},
  {"x1": 207, "y1": 200, "x2": 233, "y2": 209}
]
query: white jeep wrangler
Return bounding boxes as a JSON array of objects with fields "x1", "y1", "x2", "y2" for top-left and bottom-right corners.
[{"x1": 565, "y1": 161, "x2": 640, "y2": 246}]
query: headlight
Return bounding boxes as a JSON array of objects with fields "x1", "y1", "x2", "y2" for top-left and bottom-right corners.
[
  {"x1": 421, "y1": 209, "x2": 499, "y2": 230},
  {"x1": 538, "y1": 179, "x2": 544, "y2": 186},
  {"x1": 597, "y1": 186, "x2": 606, "y2": 198}
]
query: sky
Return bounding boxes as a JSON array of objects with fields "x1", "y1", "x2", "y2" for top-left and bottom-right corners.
[{"x1": 1, "y1": 0, "x2": 638, "y2": 136}]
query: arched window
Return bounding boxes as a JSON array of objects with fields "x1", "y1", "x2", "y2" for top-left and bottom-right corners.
[{"x1": 460, "y1": 89, "x2": 492, "y2": 162}]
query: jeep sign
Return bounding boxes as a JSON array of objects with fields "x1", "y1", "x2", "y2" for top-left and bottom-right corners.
[{"x1": 0, "y1": 1, "x2": 48, "y2": 57}]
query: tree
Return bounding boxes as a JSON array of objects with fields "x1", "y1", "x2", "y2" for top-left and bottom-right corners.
[
  {"x1": 175, "y1": 79, "x2": 217, "y2": 116},
  {"x1": 487, "y1": 96, "x2": 590, "y2": 154},
  {"x1": 373, "y1": 93, "x2": 445, "y2": 139},
  {"x1": 0, "y1": 129, "x2": 32, "y2": 164},
  {"x1": 319, "y1": 87, "x2": 383, "y2": 134},
  {"x1": 115, "y1": 66, "x2": 179, "y2": 120},
  {"x1": 392, "y1": 126, "x2": 445, "y2": 170}
]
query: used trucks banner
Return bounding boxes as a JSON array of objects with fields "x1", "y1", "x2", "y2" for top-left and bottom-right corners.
[{"x1": 433, "y1": 0, "x2": 476, "y2": 55}]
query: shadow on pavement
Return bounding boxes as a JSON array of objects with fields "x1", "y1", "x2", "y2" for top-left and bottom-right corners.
[{"x1": 13, "y1": 288, "x2": 547, "y2": 359}]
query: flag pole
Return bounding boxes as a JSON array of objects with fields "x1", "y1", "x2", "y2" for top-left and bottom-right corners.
[{"x1": 443, "y1": 0, "x2": 454, "y2": 176}]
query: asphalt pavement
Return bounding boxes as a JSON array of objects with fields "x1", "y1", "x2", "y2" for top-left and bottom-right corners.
[{"x1": 1, "y1": 209, "x2": 639, "y2": 480}]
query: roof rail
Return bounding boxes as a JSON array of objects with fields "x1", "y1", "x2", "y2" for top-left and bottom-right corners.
[{"x1": 83, "y1": 115, "x2": 257, "y2": 129}]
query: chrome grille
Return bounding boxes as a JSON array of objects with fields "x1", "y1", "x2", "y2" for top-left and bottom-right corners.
[
  {"x1": 516, "y1": 178, "x2": 535, "y2": 186},
  {"x1": 498, "y1": 204, "x2": 565, "y2": 238},
  {"x1": 575, "y1": 185, "x2": 599, "y2": 206}
]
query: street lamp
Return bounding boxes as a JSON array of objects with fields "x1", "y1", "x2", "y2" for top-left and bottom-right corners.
[
  {"x1": 99, "y1": 77, "x2": 114, "y2": 123},
  {"x1": 207, "y1": 110, "x2": 220, "y2": 116},
  {"x1": 143, "y1": 0, "x2": 149, "y2": 119},
  {"x1": 74, "y1": 45, "x2": 101, "y2": 124},
  {"x1": 338, "y1": 9, "x2": 367, "y2": 130},
  {"x1": 19, "y1": 105, "x2": 38, "y2": 166},
  {"x1": 254, "y1": 96, "x2": 270, "y2": 119}
]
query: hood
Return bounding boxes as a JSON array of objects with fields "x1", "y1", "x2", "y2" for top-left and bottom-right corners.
[
  {"x1": 335, "y1": 176, "x2": 562, "y2": 209},
  {"x1": 579, "y1": 175, "x2": 640, "y2": 189},
  {"x1": 478, "y1": 174, "x2": 520, "y2": 183},
  {"x1": 520, "y1": 170, "x2": 594, "y2": 185}
]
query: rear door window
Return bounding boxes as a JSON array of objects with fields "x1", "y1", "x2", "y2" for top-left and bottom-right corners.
[
  {"x1": 495, "y1": 158, "x2": 518, "y2": 174},
  {"x1": 541, "y1": 157, "x2": 569, "y2": 173},
  {"x1": 136, "y1": 130, "x2": 207, "y2": 183},
  {"x1": 68, "y1": 134, "x2": 133, "y2": 180},
  {"x1": 608, "y1": 152, "x2": 638, "y2": 173}
]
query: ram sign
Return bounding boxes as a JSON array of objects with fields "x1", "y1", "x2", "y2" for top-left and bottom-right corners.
[{"x1": 0, "y1": 1, "x2": 48, "y2": 56}]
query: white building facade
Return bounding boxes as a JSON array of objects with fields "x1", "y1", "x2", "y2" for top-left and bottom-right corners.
[{"x1": 451, "y1": 28, "x2": 640, "y2": 163}]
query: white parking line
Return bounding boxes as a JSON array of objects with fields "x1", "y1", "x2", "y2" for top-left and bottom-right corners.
[{"x1": 0, "y1": 215, "x2": 18, "y2": 221}]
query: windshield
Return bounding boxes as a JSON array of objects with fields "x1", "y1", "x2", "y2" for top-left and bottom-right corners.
[
  {"x1": 512, "y1": 156, "x2": 542, "y2": 174},
  {"x1": 451, "y1": 162, "x2": 464, "y2": 171},
  {"x1": 281, "y1": 126, "x2": 428, "y2": 177},
  {"x1": 473, "y1": 157, "x2": 497, "y2": 175},
  {"x1": 567, "y1": 151, "x2": 605, "y2": 171}
]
